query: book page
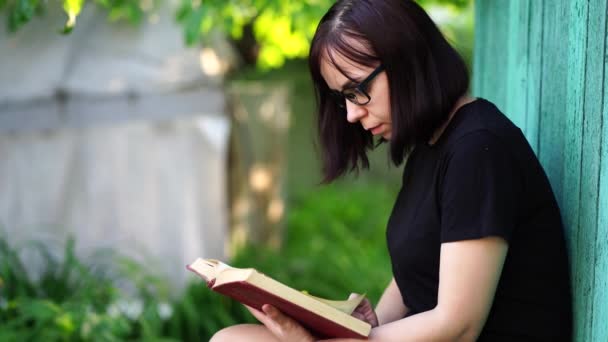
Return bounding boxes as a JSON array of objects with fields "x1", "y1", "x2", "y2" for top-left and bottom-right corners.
[
  {"x1": 187, "y1": 258, "x2": 233, "y2": 283},
  {"x1": 302, "y1": 292, "x2": 366, "y2": 315}
]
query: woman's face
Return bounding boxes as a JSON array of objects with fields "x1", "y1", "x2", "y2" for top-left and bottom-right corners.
[{"x1": 320, "y1": 51, "x2": 393, "y2": 140}]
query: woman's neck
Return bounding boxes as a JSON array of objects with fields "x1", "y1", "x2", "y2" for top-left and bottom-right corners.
[{"x1": 428, "y1": 95, "x2": 476, "y2": 145}]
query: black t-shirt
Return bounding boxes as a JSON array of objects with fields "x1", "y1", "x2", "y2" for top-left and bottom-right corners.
[{"x1": 386, "y1": 98, "x2": 572, "y2": 341}]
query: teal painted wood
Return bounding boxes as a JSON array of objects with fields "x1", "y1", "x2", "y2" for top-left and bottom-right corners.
[
  {"x1": 562, "y1": 0, "x2": 586, "y2": 243},
  {"x1": 472, "y1": 0, "x2": 487, "y2": 96},
  {"x1": 473, "y1": 0, "x2": 509, "y2": 109},
  {"x1": 578, "y1": 2, "x2": 606, "y2": 340},
  {"x1": 592, "y1": 3, "x2": 608, "y2": 340},
  {"x1": 505, "y1": 0, "x2": 529, "y2": 131},
  {"x1": 474, "y1": 1, "x2": 608, "y2": 340},
  {"x1": 538, "y1": 0, "x2": 568, "y2": 203},
  {"x1": 525, "y1": 0, "x2": 543, "y2": 154},
  {"x1": 565, "y1": 1, "x2": 590, "y2": 340},
  {"x1": 486, "y1": 0, "x2": 509, "y2": 111},
  {"x1": 594, "y1": 61, "x2": 608, "y2": 340}
]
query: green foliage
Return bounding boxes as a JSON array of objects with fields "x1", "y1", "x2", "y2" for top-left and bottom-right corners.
[
  {"x1": 2, "y1": 0, "x2": 473, "y2": 70},
  {"x1": 174, "y1": 0, "x2": 332, "y2": 69},
  {"x1": 0, "y1": 180, "x2": 395, "y2": 341},
  {"x1": 2, "y1": 0, "x2": 44, "y2": 33},
  {"x1": 62, "y1": 0, "x2": 85, "y2": 32},
  {"x1": 425, "y1": 0, "x2": 470, "y2": 7},
  {"x1": 162, "y1": 280, "x2": 255, "y2": 341},
  {"x1": 1, "y1": 0, "x2": 147, "y2": 33},
  {"x1": 239, "y1": 181, "x2": 395, "y2": 301},
  {"x1": 0, "y1": 234, "x2": 176, "y2": 341},
  {"x1": 164, "y1": 181, "x2": 394, "y2": 341},
  {"x1": 174, "y1": 0, "x2": 473, "y2": 69},
  {"x1": 424, "y1": 0, "x2": 475, "y2": 71},
  {"x1": 94, "y1": 0, "x2": 151, "y2": 24}
]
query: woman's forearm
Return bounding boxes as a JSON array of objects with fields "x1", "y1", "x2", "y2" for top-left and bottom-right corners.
[
  {"x1": 374, "y1": 278, "x2": 408, "y2": 325},
  {"x1": 322, "y1": 307, "x2": 474, "y2": 342}
]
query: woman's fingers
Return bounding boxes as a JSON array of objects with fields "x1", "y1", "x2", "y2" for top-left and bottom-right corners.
[
  {"x1": 350, "y1": 298, "x2": 380, "y2": 327},
  {"x1": 354, "y1": 298, "x2": 373, "y2": 315},
  {"x1": 261, "y1": 305, "x2": 316, "y2": 342},
  {"x1": 351, "y1": 311, "x2": 366, "y2": 321},
  {"x1": 262, "y1": 305, "x2": 289, "y2": 333},
  {"x1": 244, "y1": 305, "x2": 284, "y2": 337},
  {"x1": 245, "y1": 305, "x2": 271, "y2": 325}
]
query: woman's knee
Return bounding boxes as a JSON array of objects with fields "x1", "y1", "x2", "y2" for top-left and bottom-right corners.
[
  {"x1": 209, "y1": 324, "x2": 278, "y2": 342},
  {"x1": 209, "y1": 327, "x2": 232, "y2": 342},
  {"x1": 209, "y1": 326, "x2": 241, "y2": 342}
]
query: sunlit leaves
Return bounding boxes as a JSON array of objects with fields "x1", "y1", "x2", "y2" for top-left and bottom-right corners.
[
  {"x1": 254, "y1": 9, "x2": 310, "y2": 69},
  {"x1": 2, "y1": 0, "x2": 472, "y2": 70},
  {"x1": 2, "y1": 0, "x2": 149, "y2": 33},
  {"x1": 4, "y1": 0, "x2": 42, "y2": 32},
  {"x1": 220, "y1": 1, "x2": 255, "y2": 40},
  {"x1": 95, "y1": 0, "x2": 146, "y2": 24},
  {"x1": 62, "y1": 0, "x2": 84, "y2": 33},
  {"x1": 179, "y1": 5, "x2": 205, "y2": 45},
  {"x1": 171, "y1": 0, "x2": 332, "y2": 68}
]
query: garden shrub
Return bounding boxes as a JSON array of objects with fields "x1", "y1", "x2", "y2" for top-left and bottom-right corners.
[
  {"x1": 0, "y1": 180, "x2": 398, "y2": 341},
  {"x1": 166, "y1": 181, "x2": 396, "y2": 341}
]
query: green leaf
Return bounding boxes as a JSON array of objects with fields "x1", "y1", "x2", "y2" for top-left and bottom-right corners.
[
  {"x1": 174, "y1": 1, "x2": 191, "y2": 23},
  {"x1": 62, "y1": 0, "x2": 85, "y2": 32},
  {"x1": 184, "y1": 7, "x2": 205, "y2": 45},
  {"x1": 55, "y1": 313, "x2": 76, "y2": 334},
  {"x1": 20, "y1": 298, "x2": 61, "y2": 323},
  {"x1": 7, "y1": 0, "x2": 40, "y2": 32}
]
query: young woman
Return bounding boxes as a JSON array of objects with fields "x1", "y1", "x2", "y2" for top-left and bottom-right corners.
[{"x1": 211, "y1": 0, "x2": 572, "y2": 341}]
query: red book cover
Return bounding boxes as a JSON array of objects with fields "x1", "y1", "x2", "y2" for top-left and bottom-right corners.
[
  {"x1": 186, "y1": 259, "x2": 370, "y2": 339},
  {"x1": 214, "y1": 281, "x2": 368, "y2": 339}
]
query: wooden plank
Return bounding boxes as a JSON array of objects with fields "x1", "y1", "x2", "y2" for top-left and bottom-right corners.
[
  {"x1": 592, "y1": 2, "x2": 608, "y2": 340},
  {"x1": 594, "y1": 86, "x2": 608, "y2": 341},
  {"x1": 475, "y1": 1, "x2": 608, "y2": 340},
  {"x1": 525, "y1": 0, "x2": 543, "y2": 154},
  {"x1": 475, "y1": 0, "x2": 503, "y2": 102},
  {"x1": 577, "y1": 1, "x2": 606, "y2": 340},
  {"x1": 485, "y1": 0, "x2": 510, "y2": 110},
  {"x1": 472, "y1": 0, "x2": 487, "y2": 96},
  {"x1": 505, "y1": 0, "x2": 529, "y2": 131},
  {"x1": 564, "y1": 1, "x2": 588, "y2": 339},
  {"x1": 539, "y1": 0, "x2": 569, "y2": 205}
]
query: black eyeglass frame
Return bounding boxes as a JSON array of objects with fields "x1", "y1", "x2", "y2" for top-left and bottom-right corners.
[{"x1": 330, "y1": 64, "x2": 385, "y2": 108}]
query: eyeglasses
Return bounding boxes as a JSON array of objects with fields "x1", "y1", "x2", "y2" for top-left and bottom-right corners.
[{"x1": 329, "y1": 64, "x2": 385, "y2": 108}]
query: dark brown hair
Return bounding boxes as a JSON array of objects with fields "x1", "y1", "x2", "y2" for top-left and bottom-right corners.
[{"x1": 309, "y1": 0, "x2": 469, "y2": 182}]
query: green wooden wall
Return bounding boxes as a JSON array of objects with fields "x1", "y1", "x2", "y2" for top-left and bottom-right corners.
[{"x1": 473, "y1": 1, "x2": 608, "y2": 340}]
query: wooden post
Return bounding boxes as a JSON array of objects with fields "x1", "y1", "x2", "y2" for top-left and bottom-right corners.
[
  {"x1": 226, "y1": 82, "x2": 290, "y2": 254},
  {"x1": 474, "y1": 1, "x2": 608, "y2": 340}
]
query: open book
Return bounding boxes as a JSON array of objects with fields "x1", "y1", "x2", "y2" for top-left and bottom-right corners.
[{"x1": 186, "y1": 258, "x2": 372, "y2": 339}]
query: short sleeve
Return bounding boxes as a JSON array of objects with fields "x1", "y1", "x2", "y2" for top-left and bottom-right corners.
[{"x1": 439, "y1": 131, "x2": 522, "y2": 243}]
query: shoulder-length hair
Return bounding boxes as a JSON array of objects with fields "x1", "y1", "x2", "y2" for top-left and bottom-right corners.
[{"x1": 309, "y1": 0, "x2": 469, "y2": 182}]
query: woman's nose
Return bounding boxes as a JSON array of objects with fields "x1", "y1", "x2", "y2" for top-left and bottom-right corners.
[{"x1": 346, "y1": 101, "x2": 367, "y2": 123}]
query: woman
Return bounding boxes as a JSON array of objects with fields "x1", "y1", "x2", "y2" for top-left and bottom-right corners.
[{"x1": 212, "y1": 0, "x2": 572, "y2": 341}]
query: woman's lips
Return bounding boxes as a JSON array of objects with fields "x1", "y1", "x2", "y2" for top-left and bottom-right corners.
[{"x1": 370, "y1": 124, "x2": 383, "y2": 135}]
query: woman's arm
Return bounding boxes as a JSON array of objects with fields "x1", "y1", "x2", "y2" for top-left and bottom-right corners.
[
  {"x1": 322, "y1": 236, "x2": 509, "y2": 342},
  {"x1": 375, "y1": 278, "x2": 409, "y2": 325}
]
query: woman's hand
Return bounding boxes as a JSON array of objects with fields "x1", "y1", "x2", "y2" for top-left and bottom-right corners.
[
  {"x1": 245, "y1": 304, "x2": 316, "y2": 342},
  {"x1": 350, "y1": 294, "x2": 379, "y2": 328}
]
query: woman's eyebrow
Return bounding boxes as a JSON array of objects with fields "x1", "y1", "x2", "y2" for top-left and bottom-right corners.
[{"x1": 340, "y1": 79, "x2": 358, "y2": 90}]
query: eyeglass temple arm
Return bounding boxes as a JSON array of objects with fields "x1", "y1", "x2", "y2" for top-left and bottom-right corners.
[{"x1": 359, "y1": 65, "x2": 385, "y2": 89}]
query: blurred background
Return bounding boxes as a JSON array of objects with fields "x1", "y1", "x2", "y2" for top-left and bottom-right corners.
[{"x1": 0, "y1": 0, "x2": 473, "y2": 340}]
